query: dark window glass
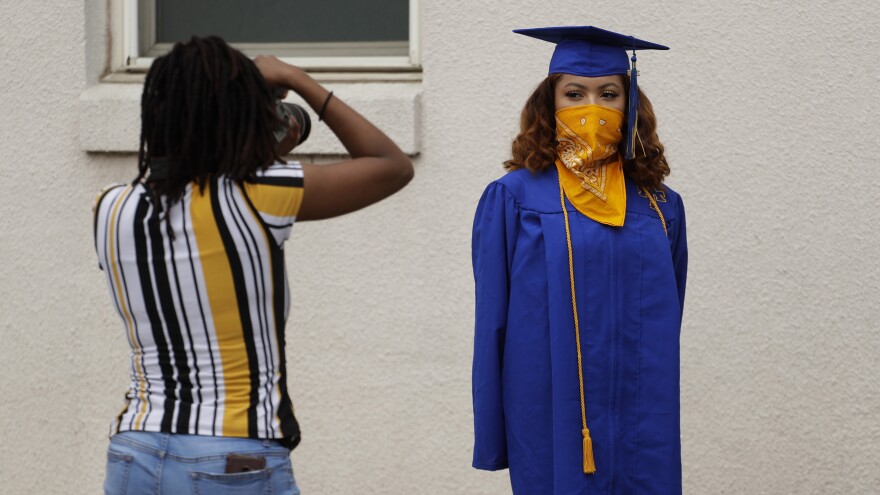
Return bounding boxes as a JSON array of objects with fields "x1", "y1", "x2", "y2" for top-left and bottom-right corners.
[{"x1": 153, "y1": 0, "x2": 408, "y2": 45}]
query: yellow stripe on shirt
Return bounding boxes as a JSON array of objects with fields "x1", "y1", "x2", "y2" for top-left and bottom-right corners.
[
  {"x1": 189, "y1": 182, "x2": 250, "y2": 437},
  {"x1": 243, "y1": 182, "x2": 304, "y2": 219}
]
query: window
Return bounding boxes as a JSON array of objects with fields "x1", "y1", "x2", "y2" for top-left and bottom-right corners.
[
  {"x1": 116, "y1": 0, "x2": 420, "y2": 72},
  {"x1": 89, "y1": 0, "x2": 422, "y2": 155}
]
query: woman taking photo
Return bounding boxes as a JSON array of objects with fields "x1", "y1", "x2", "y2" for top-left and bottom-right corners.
[
  {"x1": 471, "y1": 26, "x2": 688, "y2": 494},
  {"x1": 94, "y1": 37, "x2": 412, "y2": 494}
]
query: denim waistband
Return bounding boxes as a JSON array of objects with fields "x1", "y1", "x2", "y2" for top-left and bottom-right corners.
[{"x1": 110, "y1": 431, "x2": 289, "y2": 462}]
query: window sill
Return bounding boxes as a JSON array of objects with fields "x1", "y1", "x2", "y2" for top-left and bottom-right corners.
[
  {"x1": 78, "y1": 77, "x2": 422, "y2": 156},
  {"x1": 100, "y1": 69, "x2": 422, "y2": 84}
]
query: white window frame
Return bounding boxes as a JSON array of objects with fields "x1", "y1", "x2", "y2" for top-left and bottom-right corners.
[{"x1": 112, "y1": 0, "x2": 421, "y2": 73}]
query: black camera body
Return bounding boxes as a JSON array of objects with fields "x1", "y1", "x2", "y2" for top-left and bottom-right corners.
[{"x1": 274, "y1": 100, "x2": 311, "y2": 145}]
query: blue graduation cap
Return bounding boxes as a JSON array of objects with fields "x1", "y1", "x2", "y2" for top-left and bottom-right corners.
[{"x1": 514, "y1": 26, "x2": 669, "y2": 160}]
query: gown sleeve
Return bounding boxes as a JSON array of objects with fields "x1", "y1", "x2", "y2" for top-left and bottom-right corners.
[
  {"x1": 471, "y1": 182, "x2": 518, "y2": 471},
  {"x1": 670, "y1": 194, "x2": 688, "y2": 315}
]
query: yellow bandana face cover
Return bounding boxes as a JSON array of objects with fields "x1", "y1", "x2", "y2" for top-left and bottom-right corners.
[
  {"x1": 555, "y1": 104, "x2": 627, "y2": 226},
  {"x1": 556, "y1": 104, "x2": 624, "y2": 169}
]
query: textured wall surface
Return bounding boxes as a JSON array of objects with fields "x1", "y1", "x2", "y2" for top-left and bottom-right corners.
[{"x1": 1, "y1": 0, "x2": 879, "y2": 493}]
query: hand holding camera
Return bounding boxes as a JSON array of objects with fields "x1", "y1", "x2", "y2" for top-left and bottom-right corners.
[
  {"x1": 275, "y1": 97, "x2": 311, "y2": 154},
  {"x1": 254, "y1": 55, "x2": 301, "y2": 90},
  {"x1": 257, "y1": 56, "x2": 312, "y2": 153},
  {"x1": 253, "y1": 53, "x2": 413, "y2": 221}
]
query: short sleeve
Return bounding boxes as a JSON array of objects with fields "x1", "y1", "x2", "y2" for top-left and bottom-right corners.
[
  {"x1": 242, "y1": 162, "x2": 305, "y2": 245},
  {"x1": 471, "y1": 181, "x2": 519, "y2": 471},
  {"x1": 93, "y1": 184, "x2": 125, "y2": 271}
]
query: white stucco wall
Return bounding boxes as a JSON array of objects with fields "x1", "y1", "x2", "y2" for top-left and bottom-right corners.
[{"x1": 1, "y1": 1, "x2": 878, "y2": 493}]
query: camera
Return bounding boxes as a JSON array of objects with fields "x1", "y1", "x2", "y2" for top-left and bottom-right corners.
[{"x1": 274, "y1": 99, "x2": 311, "y2": 146}]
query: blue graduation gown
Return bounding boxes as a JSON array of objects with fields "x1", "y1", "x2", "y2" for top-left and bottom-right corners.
[{"x1": 472, "y1": 166, "x2": 687, "y2": 494}]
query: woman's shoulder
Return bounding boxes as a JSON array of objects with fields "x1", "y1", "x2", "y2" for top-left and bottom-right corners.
[
  {"x1": 627, "y1": 179, "x2": 685, "y2": 222},
  {"x1": 486, "y1": 166, "x2": 559, "y2": 212},
  {"x1": 251, "y1": 161, "x2": 304, "y2": 180},
  {"x1": 660, "y1": 182, "x2": 683, "y2": 203},
  {"x1": 242, "y1": 161, "x2": 305, "y2": 190},
  {"x1": 93, "y1": 183, "x2": 131, "y2": 211}
]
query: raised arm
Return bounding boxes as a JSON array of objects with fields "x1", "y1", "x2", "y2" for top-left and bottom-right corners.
[{"x1": 254, "y1": 56, "x2": 414, "y2": 221}]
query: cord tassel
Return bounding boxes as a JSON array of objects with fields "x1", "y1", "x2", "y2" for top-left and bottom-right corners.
[{"x1": 582, "y1": 428, "x2": 596, "y2": 474}]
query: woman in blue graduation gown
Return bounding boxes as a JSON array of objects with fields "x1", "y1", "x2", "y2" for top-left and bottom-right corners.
[{"x1": 472, "y1": 27, "x2": 688, "y2": 494}]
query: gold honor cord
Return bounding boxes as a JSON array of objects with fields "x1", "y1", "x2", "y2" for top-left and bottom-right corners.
[
  {"x1": 558, "y1": 177, "x2": 669, "y2": 475},
  {"x1": 558, "y1": 174, "x2": 597, "y2": 475},
  {"x1": 641, "y1": 188, "x2": 668, "y2": 237}
]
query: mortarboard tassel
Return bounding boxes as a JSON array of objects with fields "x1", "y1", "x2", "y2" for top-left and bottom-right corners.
[
  {"x1": 583, "y1": 428, "x2": 597, "y2": 474},
  {"x1": 625, "y1": 50, "x2": 639, "y2": 160}
]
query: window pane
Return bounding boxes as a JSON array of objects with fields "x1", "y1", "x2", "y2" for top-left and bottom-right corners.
[{"x1": 152, "y1": 0, "x2": 408, "y2": 45}]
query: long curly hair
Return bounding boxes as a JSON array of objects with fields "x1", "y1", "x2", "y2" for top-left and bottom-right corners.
[
  {"x1": 134, "y1": 36, "x2": 283, "y2": 203},
  {"x1": 504, "y1": 74, "x2": 670, "y2": 189}
]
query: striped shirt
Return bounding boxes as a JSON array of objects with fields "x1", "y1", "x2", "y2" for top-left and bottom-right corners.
[{"x1": 93, "y1": 162, "x2": 305, "y2": 448}]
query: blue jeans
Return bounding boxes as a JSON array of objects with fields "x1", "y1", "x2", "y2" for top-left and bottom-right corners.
[{"x1": 104, "y1": 431, "x2": 301, "y2": 495}]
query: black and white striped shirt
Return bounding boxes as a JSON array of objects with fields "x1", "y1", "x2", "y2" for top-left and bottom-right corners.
[{"x1": 94, "y1": 162, "x2": 305, "y2": 447}]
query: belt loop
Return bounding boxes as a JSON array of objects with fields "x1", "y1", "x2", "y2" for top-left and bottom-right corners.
[{"x1": 159, "y1": 432, "x2": 170, "y2": 459}]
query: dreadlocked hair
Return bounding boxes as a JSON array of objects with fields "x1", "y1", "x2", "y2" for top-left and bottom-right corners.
[{"x1": 134, "y1": 36, "x2": 283, "y2": 205}]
